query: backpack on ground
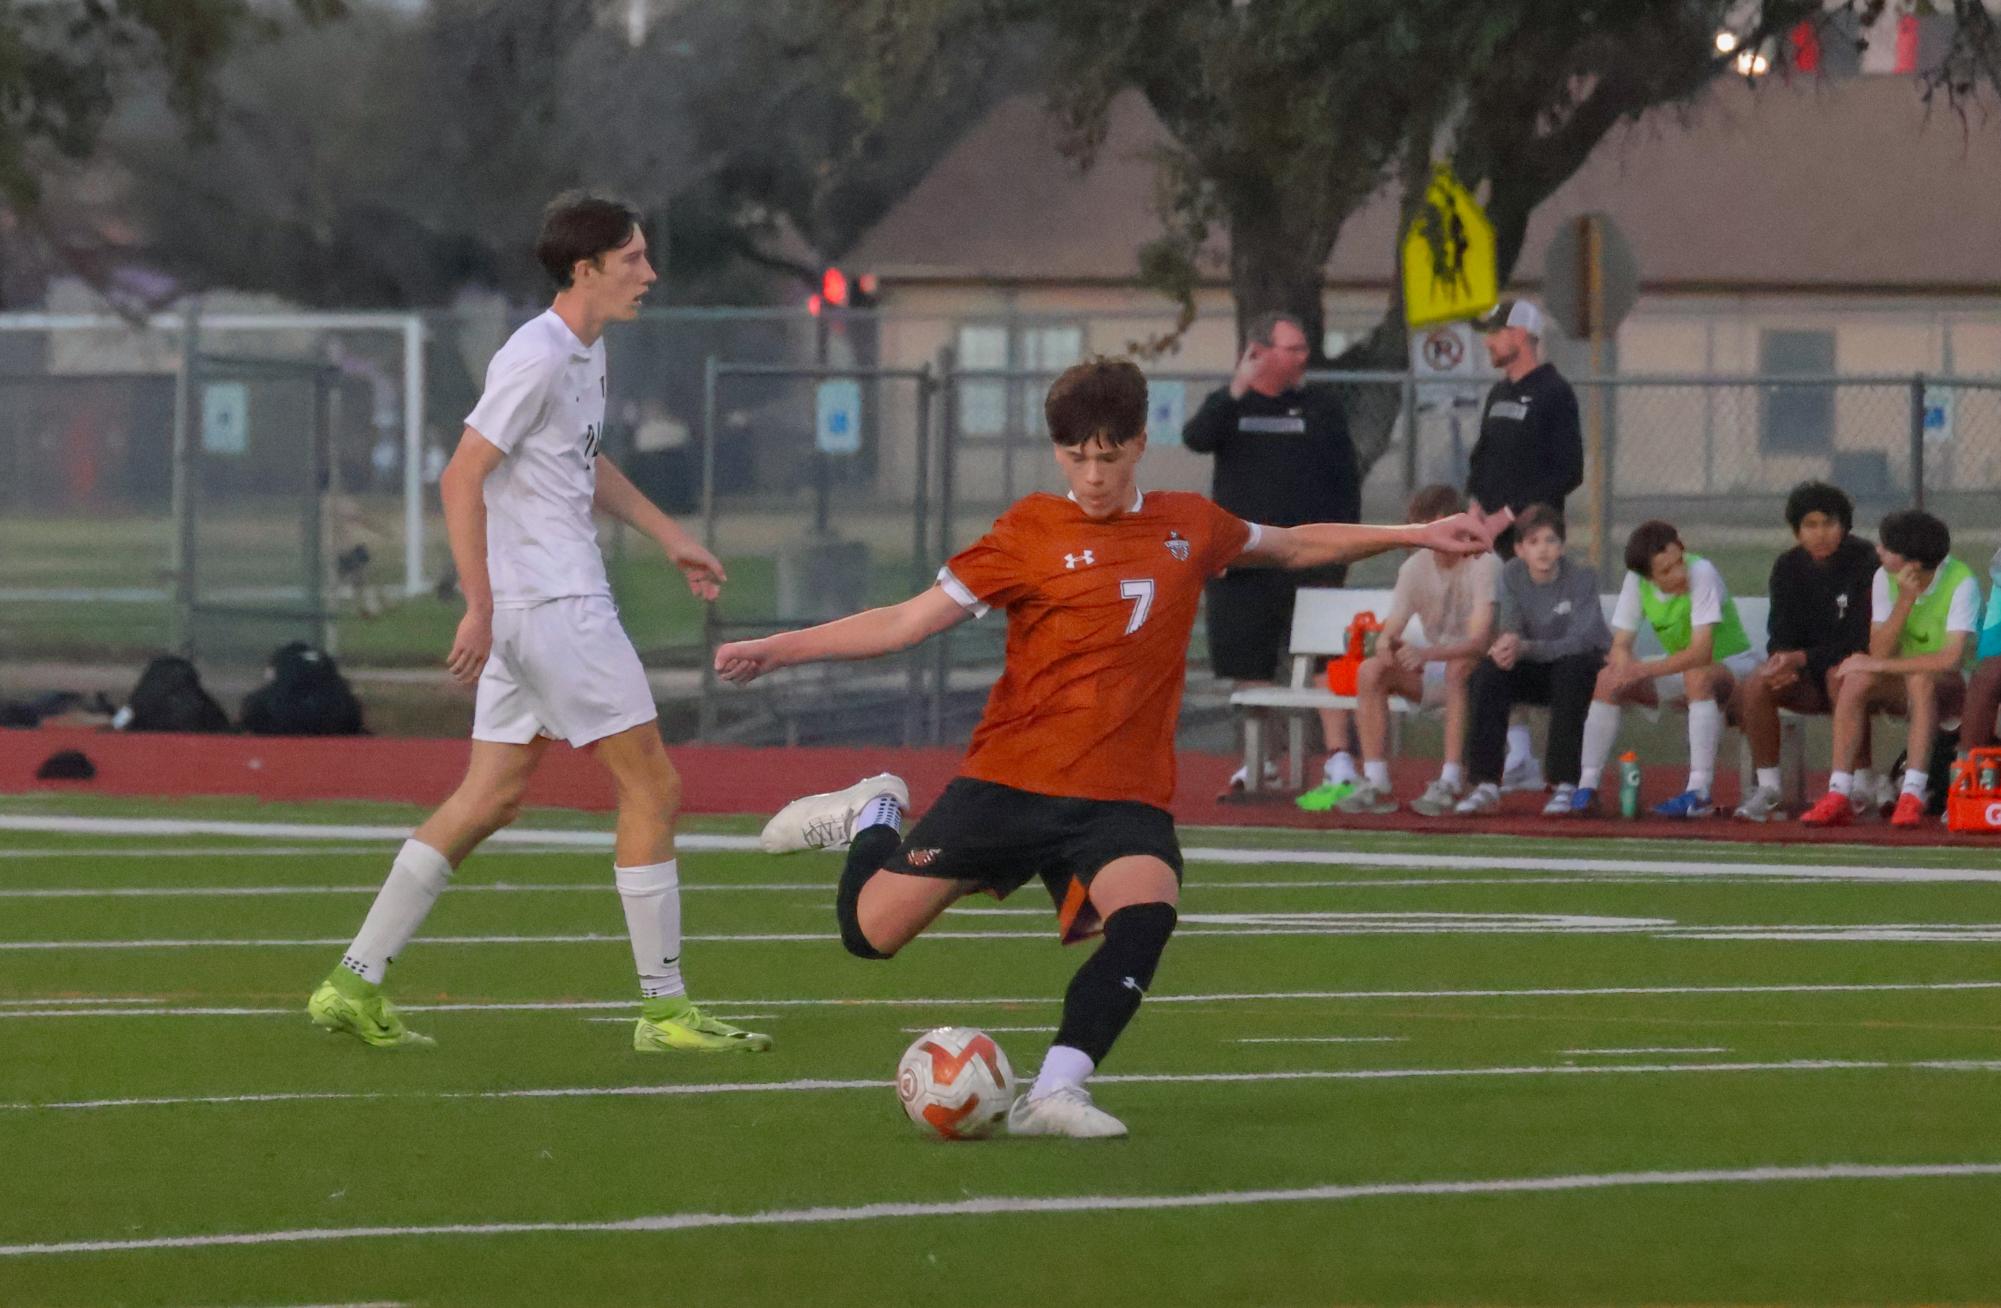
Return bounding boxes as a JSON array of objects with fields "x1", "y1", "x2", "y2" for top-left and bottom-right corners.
[
  {"x1": 239, "y1": 642, "x2": 367, "y2": 736},
  {"x1": 118, "y1": 656, "x2": 233, "y2": 734}
]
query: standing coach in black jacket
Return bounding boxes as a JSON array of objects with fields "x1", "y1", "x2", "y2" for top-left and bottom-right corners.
[
  {"x1": 1467, "y1": 300, "x2": 1582, "y2": 555},
  {"x1": 1184, "y1": 311, "x2": 1362, "y2": 792}
]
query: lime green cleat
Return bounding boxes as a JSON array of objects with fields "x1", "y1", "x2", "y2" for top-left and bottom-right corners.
[
  {"x1": 633, "y1": 997, "x2": 773, "y2": 1054},
  {"x1": 307, "y1": 969, "x2": 435, "y2": 1049},
  {"x1": 1294, "y1": 780, "x2": 1356, "y2": 812}
]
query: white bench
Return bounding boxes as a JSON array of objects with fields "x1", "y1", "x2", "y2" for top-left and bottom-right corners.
[{"x1": 1225, "y1": 586, "x2": 1809, "y2": 804}]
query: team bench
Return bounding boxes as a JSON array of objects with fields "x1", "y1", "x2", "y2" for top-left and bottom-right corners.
[{"x1": 1226, "y1": 587, "x2": 1806, "y2": 805}]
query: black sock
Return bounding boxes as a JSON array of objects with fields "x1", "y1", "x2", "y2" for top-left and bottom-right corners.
[
  {"x1": 1051, "y1": 902, "x2": 1177, "y2": 1066},
  {"x1": 834, "y1": 823, "x2": 901, "y2": 960}
]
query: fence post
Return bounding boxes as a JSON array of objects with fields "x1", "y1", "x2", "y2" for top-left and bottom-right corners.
[
  {"x1": 1400, "y1": 371, "x2": 1419, "y2": 500},
  {"x1": 169, "y1": 301, "x2": 201, "y2": 658},
  {"x1": 697, "y1": 355, "x2": 720, "y2": 740},
  {"x1": 905, "y1": 363, "x2": 935, "y2": 746},
  {"x1": 1910, "y1": 373, "x2": 1926, "y2": 510},
  {"x1": 932, "y1": 345, "x2": 958, "y2": 745}
]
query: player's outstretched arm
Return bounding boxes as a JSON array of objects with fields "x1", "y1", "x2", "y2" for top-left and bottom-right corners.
[
  {"x1": 1236, "y1": 507, "x2": 1510, "y2": 571},
  {"x1": 592, "y1": 454, "x2": 727, "y2": 600},
  {"x1": 714, "y1": 586, "x2": 972, "y2": 685}
]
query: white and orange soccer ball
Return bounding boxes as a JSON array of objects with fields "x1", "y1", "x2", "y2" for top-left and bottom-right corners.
[{"x1": 896, "y1": 1026, "x2": 1016, "y2": 1140}]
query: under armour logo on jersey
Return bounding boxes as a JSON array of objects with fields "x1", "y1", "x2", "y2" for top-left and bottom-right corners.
[
  {"x1": 1064, "y1": 550, "x2": 1096, "y2": 569},
  {"x1": 1836, "y1": 593, "x2": 1850, "y2": 619},
  {"x1": 1165, "y1": 531, "x2": 1191, "y2": 562},
  {"x1": 1121, "y1": 976, "x2": 1144, "y2": 994}
]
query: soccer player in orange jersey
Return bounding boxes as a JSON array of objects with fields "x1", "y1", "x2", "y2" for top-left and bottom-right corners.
[{"x1": 715, "y1": 358, "x2": 1504, "y2": 1138}]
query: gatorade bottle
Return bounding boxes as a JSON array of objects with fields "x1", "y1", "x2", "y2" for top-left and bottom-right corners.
[{"x1": 1618, "y1": 751, "x2": 1642, "y2": 819}]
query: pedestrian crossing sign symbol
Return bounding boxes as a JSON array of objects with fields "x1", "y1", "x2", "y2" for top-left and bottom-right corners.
[{"x1": 1402, "y1": 165, "x2": 1497, "y2": 329}]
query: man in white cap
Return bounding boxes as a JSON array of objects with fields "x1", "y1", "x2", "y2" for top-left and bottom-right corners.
[
  {"x1": 1468, "y1": 299, "x2": 1583, "y2": 550},
  {"x1": 1468, "y1": 298, "x2": 1583, "y2": 792}
]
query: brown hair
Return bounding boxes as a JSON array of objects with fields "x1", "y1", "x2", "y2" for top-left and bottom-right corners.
[
  {"x1": 1044, "y1": 357, "x2": 1148, "y2": 447},
  {"x1": 535, "y1": 191, "x2": 642, "y2": 289},
  {"x1": 1624, "y1": 519, "x2": 1682, "y2": 577},
  {"x1": 1514, "y1": 503, "x2": 1566, "y2": 543},
  {"x1": 1406, "y1": 483, "x2": 1464, "y2": 524}
]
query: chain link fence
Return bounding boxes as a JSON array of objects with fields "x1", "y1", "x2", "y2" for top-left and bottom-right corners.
[{"x1": 7, "y1": 301, "x2": 2001, "y2": 746}]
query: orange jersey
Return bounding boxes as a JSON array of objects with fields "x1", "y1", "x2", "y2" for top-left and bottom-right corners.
[{"x1": 939, "y1": 489, "x2": 1255, "y2": 808}]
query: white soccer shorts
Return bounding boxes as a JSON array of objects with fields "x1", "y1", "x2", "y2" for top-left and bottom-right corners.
[{"x1": 473, "y1": 595, "x2": 657, "y2": 749}]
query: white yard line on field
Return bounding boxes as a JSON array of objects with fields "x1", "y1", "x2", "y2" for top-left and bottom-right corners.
[
  {"x1": 8, "y1": 1057, "x2": 2001, "y2": 1115},
  {"x1": 1561, "y1": 1047, "x2": 1732, "y2": 1056},
  {"x1": 1233, "y1": 1036, "x2": 1407, "y2": 1045},
  {"x1": 2, "y1": 1162, "x2": 1999, "y2": 1258},
  {"x1": 3, "y1": 814, "x2": 1996, "y2": 883},
  {"x1": 2, "y1": 979, "x2": 1997, "y2": 1023}
]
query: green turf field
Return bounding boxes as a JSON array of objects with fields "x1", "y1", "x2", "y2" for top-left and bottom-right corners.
[{"x1": 1, "y1": 793, "x2": 1999, "y2": 1306}]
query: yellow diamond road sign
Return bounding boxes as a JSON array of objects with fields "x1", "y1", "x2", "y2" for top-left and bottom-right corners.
[{"x1": 1402, "y1": 165, "x2": 1497, "y2": 329}]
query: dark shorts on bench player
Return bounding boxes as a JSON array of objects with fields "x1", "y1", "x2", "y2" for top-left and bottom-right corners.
[{"x1": 880, "y1": 777, "x2": 1182, "y2": 943}]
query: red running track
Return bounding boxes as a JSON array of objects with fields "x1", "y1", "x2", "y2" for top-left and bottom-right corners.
[{"x1": 2, "y1": 726, "x2": 1992, "y2": 847}]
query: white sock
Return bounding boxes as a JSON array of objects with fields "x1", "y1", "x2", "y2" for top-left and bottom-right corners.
[
  {"x1": 1903, "y1": 768, "x2": 1928, "y2": 797},
  {"x1": 1755, "y1": 766, "x2": 1781, "y2": 793},
  {"x1": 1439, "y1": 762, "x2": 1463, "y2": 788},
  {"x1": 1325, "y1": 751, "x2": 1358, "y2": 785},
  {"x1": 1829, "y1": 770, "x2": 1854, "y2": 796},
  {"x1": 1505, "y1": 724, "x2": 1533, "y2": 770},
  {"x1": 855, "y1": 793, "x2": 903, "y2": 834},
  {"x1": 1577, "y1": 701, "x2": 1621, "y2": 792},
  {"x1": 616, "y1": 860, "x2": 685, "y2": 1000},
  {"x1": 1363, "y1": 759, "x2": 1392, "y2": 789},
  {"x1": 1029, "y1": 1044, "x2": 1096, "y2": 1101},
  {"x1": 1686, "y1": 700, "x2": 1722, "y2": 797},
  {"x1": 342, "y1": 839, "x2": 451, "y2": 984}
]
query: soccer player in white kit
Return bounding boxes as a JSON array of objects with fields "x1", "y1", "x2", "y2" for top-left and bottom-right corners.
[{"x1": 307, "y1": 192, "x2": 771, "y2": 1054}]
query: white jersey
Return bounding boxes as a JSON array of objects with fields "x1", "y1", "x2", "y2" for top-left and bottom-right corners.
[{"x1": 464, "y1": 309, "x2": 612, "y2": 608}]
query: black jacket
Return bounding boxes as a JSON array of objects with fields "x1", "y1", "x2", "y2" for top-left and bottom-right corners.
[
  {"x1": 1181, "y1": 384, "x2": 1361, "y2": 529},
  {"x1": 1766, "y1": 534, "x2": 1877, "y2": 688},
  {"x1": 1466, "y1": 363, "x2": 1583, "y2": 517}
]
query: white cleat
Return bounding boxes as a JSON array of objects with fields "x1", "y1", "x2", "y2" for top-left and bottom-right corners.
[
  {"x1": 758, "y1": 773, "x2": 909, "y2": 854},
  {"x1": 1006, "y1": 1084, "x2": 1128, "y2": 1139}
]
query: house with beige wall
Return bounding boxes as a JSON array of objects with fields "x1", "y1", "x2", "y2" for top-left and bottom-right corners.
[{"x1": 838, "y1": 75, "x2": 2001, "y2": 529}]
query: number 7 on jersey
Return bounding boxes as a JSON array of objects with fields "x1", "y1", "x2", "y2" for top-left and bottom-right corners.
[{"x1": 1119, "y1": 578, "x2": 1155, "y2": 635}]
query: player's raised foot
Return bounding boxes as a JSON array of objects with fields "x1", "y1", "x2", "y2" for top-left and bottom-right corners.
[
  {"x1": 759, "y1": 773, "x2": 910, "y2": 854},
  {"x1": 1888, "y1": 791, "x2": 1927, "y2": 829},
  {"x1": 1500, "y1": 757, "x2": 1546, "y2": 794},
  {"x1": 1006, "y1": 1084, "x2": 1127, "y2": 1139},
  {"x1": 1733, "y1": 785, "x2": 1785, "y2": 823},
  {"x1": 1335, "y1": 781, "x2": 1398, "y2": 815},
  {"x1": 1540, "y1": 783, "x2": 1576, "y2": 816},
  {"x1": 1409, "y1": 777, "x2": 1464, "y2": 817},
  {"x1": 1651, "y1": 789, "x2": 1714, "y2": 819},
  {"x1": 307, "y1": 969, "x2": 434, "y2": 1049},
  {"x1": 1294, "y1": 779, "x2": 1354, "y2": 812},
  {"x1": 1800, "y1": 791, "x2": 1854, "y2": 828},
  {"x1": 1566, "y1": 786, "x2": 1600, "y2": 817},
  {"x1": 633, "y1": 996, "x2": 773, "y2": 1053}
]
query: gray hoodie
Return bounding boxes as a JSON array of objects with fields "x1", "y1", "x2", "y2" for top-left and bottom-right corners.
[{"x1": 1497, "y1": 555, "x2": 1611, "y2": 662}]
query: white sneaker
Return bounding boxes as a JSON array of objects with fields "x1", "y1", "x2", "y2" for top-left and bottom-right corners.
[
  {"x1": 1540, "y1": 783, "x2": 1576, "y2": 817},
  {"x1": 758, "y1": 773, "x2": 909, "y2": 854},
  {"x1": 1225, "y1": 761, "x2": 1282, "y2": 791},
  {"x1": 1733, "y1": 785, "x2": 1785, "y2": 823},
  {"x1": 1409, "y1": 777, "x2": 1465, "y2": 817},
  {"x1": 1453, "y1": 782, "x2": 1501, "y2": 815},
  {"x1": 1500, "y1": 757, "x2": 1546, "y2": 794},
  {"x1": 1335, "y1": 781, "x2": 1399, "y2": 815},
  {"x1": 1006, "y1": 1084, "x2": 1128, "y2": 1139}
]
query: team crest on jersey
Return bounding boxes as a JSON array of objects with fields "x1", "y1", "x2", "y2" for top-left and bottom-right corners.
[
  {"x1": 904, "y1": 848, "x2": 940, "y2": 868},
  {"x1": 1164, "y1": 531, "x2": 1191, "y2": 562}
]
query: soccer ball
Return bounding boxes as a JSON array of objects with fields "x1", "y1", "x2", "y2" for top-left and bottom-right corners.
[{"x1": 896, "y1": 1026, "x2": 1016, "y2": 1140}]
